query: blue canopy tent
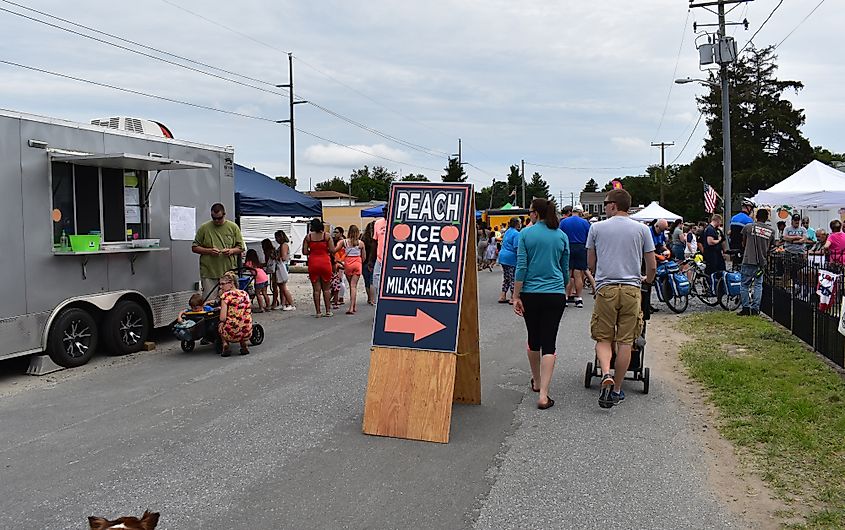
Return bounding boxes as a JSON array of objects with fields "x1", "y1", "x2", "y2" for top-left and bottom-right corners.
[
  {"x1": 361, "y1": 204, "x2": 387, "y2": 218},
  {"x1": 234, "y1": 164, "x2": 321, "y2": 218}
]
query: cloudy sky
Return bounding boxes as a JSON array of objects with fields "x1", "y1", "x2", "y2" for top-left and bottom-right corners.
[{"x1": 0, "y1": 0, "x2": 839, "y2": 199}]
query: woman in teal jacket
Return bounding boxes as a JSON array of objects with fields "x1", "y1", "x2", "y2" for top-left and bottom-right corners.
[
  {"x1": 497, "y1": 216, "x2": 521, "y2": 303},
  {"x1": 513, "y1": 198, "x2": 569, "y2": 409}
]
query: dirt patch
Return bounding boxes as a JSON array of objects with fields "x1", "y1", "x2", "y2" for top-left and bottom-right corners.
[{"x1": 647, "y1": 312, "x2": 791, "y2": 529}]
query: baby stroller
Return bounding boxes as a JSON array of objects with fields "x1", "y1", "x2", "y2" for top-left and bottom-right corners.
[
  {"x1": 583, "y1": 283, "x2": 651, "y2": 394},
  {"x1": 173, "y1": 274, "x2": 265, "y2": 354}
]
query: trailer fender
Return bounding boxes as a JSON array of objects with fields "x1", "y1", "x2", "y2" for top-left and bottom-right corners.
[{"x1": 41, "y1": 291, "x2": 153, "y2": 351}]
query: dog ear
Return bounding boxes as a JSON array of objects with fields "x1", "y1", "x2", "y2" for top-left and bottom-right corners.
[
  {"x1": 88, "y1": 517, "x2": 110, "y2": 530},
  {"x1": 140, "y1": 511, "x2": 160, "y2": 529}
]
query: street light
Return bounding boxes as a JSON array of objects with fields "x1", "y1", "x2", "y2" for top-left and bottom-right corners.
[{"x1": 675, "y1": 74, "x2": 732, "y2": 221}]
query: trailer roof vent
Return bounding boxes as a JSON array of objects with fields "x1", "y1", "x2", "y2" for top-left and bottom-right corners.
[{"x1": 89, "y1": 117, "x2": 174, "y2": 139}]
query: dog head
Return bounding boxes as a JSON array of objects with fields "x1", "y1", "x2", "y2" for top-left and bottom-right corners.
[{"x1": 88, "y1": 510, "x2": 159, "y2": 530}]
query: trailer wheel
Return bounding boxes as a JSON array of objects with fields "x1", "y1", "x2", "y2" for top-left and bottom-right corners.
[
  {"x1": 47, "y1": 308, "x2": 98, "y2": 368},
  {"x1": 103, "y1": 300, "x2": 150, "y2": 356}
]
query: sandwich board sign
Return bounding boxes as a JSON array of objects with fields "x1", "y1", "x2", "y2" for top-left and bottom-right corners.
[
  {"x1": 364, "y1": 182, "x2": 480, "y2": 444},
  {"x1": 372, "y1": 183, "x2": 472, "y2": 352}
]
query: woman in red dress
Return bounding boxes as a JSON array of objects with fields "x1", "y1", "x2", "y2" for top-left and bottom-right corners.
[
  {"x1": 303, "y1": 219, "x2": 336, "y2": 317},
  {"x1": 217, "y1": 271, "x2": 253, "y2": 356}
]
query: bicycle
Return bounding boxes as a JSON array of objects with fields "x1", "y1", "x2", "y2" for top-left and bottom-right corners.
[
  {"x1": 653, "y1": 258, "x2": 690, "y2": 313},
  {"x1": 681, "y1": 253, "x2": 742, "y2": 310}
]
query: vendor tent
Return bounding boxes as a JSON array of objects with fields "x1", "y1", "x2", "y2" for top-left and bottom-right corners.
[
  {"x1": 234, "y1": 164, "x2": 321, "y2": 217},
  {"x1": 752, "y1": 160, "x2": 845, "y2": 208},
  {"x1": 361, "y1": 204, "x2": 387, "y2": 217},
  {"x1": 629, "y1": 201, "x2": 683, "y2": 222}
]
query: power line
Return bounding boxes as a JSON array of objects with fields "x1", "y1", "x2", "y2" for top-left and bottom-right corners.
[
  {"x1": 524, "y1": 161, "x2": 652, "y2": 170},
  {"x1": 738, "y1": 0, "x2": 784, "y2": 55},
  {"x1": 0, "y1": 1, "x2": 464, "y2": 168},
  {"x1": 670, "y1": 111, "x2": 704, "y2": 164},
  {"x1": 158, "y1": 0, "x2": 291, "y2": 55},
  {"x1": 653, "y1": 9, "x2": 691, "y2": 142},
  {"x1": 0, "y1": 59, "x2": 281, "y2": 122},
  {"x1": 775, "y1": 0, "x2": 826, "y2": 49},
  {"x1": 0, "y1": 0, "x2": 284, "y2": 91},
  {"x1": 0, "y1": 4, "x2": 288, "y2": 98}
]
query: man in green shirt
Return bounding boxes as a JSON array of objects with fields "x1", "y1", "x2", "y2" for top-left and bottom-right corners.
[{"x1": 192, "y1": 203, "x2": 245, "y2": 297}]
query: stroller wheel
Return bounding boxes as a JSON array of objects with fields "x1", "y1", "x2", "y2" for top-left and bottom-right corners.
[
  {"x1": 643, "y1": 367, "x2": 650, "y2": 394},
  {"x1": 584, "y1": 362, "x2": 593, "y2": 388},
  {"x1": 181, "y1": 340, "x2": 195, "y2": 352},
  {"x1": 250, "y1": 324, "x2": 265, "y2": 346}
]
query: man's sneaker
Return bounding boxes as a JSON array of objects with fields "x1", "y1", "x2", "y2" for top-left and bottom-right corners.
[
  {"x1": 574, "y1": 298, "x2": 584, "y2": 308},
  {"x1": 611, "y1": 389, "x2": 625, "y2": 403},
  {"x1": 750, "y1": 309, "x2": 760, "y2": 316},
  {"x1": 282, "y1": 305, "x2": 296, "y2": 311},
  {"x1": 736, "y1": 307, "x2": 751, "y2": 316},
  {"x1": 599, "y1": 374, "x2": 615, "y2": 409}
]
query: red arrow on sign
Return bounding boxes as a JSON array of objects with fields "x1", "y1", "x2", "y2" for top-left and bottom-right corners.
[{"x1": 384, "y1": 309, "x2": 446, "y2": 342}]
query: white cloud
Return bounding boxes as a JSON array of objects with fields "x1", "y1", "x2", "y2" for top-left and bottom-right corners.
[
  {"x1": 611, "y1": 137, "x2": 648, "y2": 152},
  {"x1": 303, "y1": 143, "x2": 409, "y2": 167}
]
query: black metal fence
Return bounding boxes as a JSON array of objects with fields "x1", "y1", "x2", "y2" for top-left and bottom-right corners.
[{"x1": 761, "y1": 251, "x2": 845, "y2": 368}]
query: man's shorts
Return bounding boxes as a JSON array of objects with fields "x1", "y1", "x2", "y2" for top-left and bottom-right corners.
[
  {"x1": 569, "y1": 243, "x2": 588, "y2": 271},
  {"x1": 590, "y1": 284, "x2": 643, "y2": 344}
]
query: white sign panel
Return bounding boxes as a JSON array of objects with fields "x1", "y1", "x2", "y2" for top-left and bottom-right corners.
[{"x1": 170, "y1": 205, "x2": 196, "y2": 241}]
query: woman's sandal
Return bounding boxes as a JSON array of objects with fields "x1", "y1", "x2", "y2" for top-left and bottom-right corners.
[
  {"x1": 221, "y1": 347, "x2": 232, "y2": 357},
  {"x1": 530, "y1": 378, "x2": 540, "y2": 392},
  {"x1": 537, "y1": 398, "x2": 555, "y2": 410}
]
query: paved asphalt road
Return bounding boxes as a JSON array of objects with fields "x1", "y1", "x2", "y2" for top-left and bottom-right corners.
[{"x1": 0, "y1": 272, "x2": 741, "y2": 529}]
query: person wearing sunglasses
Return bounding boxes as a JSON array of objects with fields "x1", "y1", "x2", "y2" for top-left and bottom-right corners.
[
  {"x1": 512, "y1": 198, "x2": 570, "y2": 410},
  {"x1": 192, "y1": 203, "x2": 245, "y2": 298},
  {"x1": 586, "y1": 189, "x2": 656, "y2": 409}
]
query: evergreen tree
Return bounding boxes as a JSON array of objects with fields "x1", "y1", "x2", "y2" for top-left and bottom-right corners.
[
  {"x1": 582, "y1": 178, "x2": 599, "y2": 192},
  {"x1": 442, "y1": 158, "x2": 467, "y2": 182},
  {"x1": 526, "y1": 172, "x2": 550, "y2": 201},
  {"x1": 692, "y1": 46, "x2": 813, "y2": 208},
  {"x1": 275, "y1": 175, "x2": 296, "y2": 189}
]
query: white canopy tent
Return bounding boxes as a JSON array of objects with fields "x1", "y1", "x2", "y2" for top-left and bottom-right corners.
[
  {"x1": 629, "y1": 201, "x2": 683, "y2": 222},
  {"x1": 752, "y1": 160, "x2": 845, "y2": 208}
]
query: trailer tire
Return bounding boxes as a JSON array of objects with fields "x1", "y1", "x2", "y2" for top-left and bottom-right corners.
[
  {"x1": 103, "y1": 300, "x2": 150, "y2": 356},
  {"x1": 47, "y1": 307, "x2": 98, "y2": 368}
]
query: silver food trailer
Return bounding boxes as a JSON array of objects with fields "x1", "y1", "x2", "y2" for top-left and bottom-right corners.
[{"x1": 0, "y1": 108, "x2": 234, "y2": 373}]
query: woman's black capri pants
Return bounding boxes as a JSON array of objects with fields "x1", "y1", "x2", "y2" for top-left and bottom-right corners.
[{"x1": 520, "y1": 292, "x2": 566, "y2": 355}]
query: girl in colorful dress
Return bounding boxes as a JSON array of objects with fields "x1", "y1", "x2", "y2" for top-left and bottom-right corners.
[
  {"x1": 244, "y1": 249, "x2": 270, "y2": 312},
  {"x1": 261, "y1": 238, "x2": 280, "y2": 309},
  {"x1": 335, "y1": 224, "x2": 367, "y2": 314},
  {"x1": 217, "y1": 271, "x2": 253, "y2": 356},
  {"x1": 303, "y1": 219, "x2": 336, "y2": 317},
  {"x1": 274, "y1": 230, "x2": 295, "y2": 310}
]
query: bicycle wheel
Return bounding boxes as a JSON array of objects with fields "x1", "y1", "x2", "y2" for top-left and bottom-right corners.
[
  {"x1": 661, "y1": 277, "x2": 688, "y2": 314},
  {"x1": 693, "y1": 274, "x2": 719, "y2": 306},
  {"x1": 718, "y1": 284, "x2": 741, "y2": 311}
]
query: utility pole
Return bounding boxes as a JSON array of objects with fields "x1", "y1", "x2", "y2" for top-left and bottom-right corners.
[
  {"x1": 450, "y1": 138, "x2": 467, "y2": 182},
  {"x1": 688, "y1": 0, "x2": 752, "y2": 220},
  {"x1": 559, "y1": 191, "x2": 563, "y2": 210},
  {"x1": 651, "y1": 141, "x2": 674, "y2": 205},
  {"x1": 520, "y1": 159, "x2": 526, "y2": 208},
  {"x1": 570, "y1": 192, "x2": 574, "y2": 208},
  {"x1": 489, "y1": 178, "x2": 495, "y2": 209},
  {"x1": 275, "y1": 53, "x2": 308, "y2": 189}
]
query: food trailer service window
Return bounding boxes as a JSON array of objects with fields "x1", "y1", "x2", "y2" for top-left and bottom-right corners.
[{"x1": 49, "y1": 153, "x2": 211, "y2": 245}]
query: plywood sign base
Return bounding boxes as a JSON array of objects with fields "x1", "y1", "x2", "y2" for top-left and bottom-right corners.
[{"x1": 362, "y1": 347, "x2": 457, "y2": 443}]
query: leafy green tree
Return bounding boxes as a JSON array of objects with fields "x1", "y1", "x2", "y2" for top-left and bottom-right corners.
[
  {"x1": 582, "y1": 178, "x2": 599, "y2": 192},
  {"x1": 526, "y1": 172, "x2": 550, "y2": 201},
  {"x1": 692, "y1": 46, "x2": 813, "y2": 209},
  {"x1": 348, "y1": 165, "x2": 395, "y2": 202},
  {"x1": 441, "y1": 158, "x2": 467, "y2": 182},
  {"x1": 812, "y1": 146, "x2": 845, "y2": 166},
  {"x1": 275, "y1": 175, "x2": 296, "y2": 189},
  {"x1": 400, "y1": 173, "x2": 429, "y2": 181},
  {"x1": 314, "y1": 177, "x2": 348, "y2": 194},
  {"x1": 476, "y1": 180, "x2": 511, "y2": 210}
]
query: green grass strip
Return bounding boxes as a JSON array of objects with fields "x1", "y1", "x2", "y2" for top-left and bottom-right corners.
[{"x1": 678, "y1": 312, "x2": 845, "y2": 529}]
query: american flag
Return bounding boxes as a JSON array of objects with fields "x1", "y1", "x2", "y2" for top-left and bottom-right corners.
[{"x1": 704, "y1": 183, "x2": 718, "y2": 214}]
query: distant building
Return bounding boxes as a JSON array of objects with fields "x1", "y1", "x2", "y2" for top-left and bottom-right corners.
[
  {"x1": 579, "y1": 192, "x2": 605, "y2": 217},
  {"x1": 306, "y1": 190, "x2": 356, "y2": 207}
]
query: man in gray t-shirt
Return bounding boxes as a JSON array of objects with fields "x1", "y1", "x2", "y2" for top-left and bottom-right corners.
[
  {"x1": 782, "y1": 214, "x2": 808, "y2": 255},
  {"x1": 586, "y1": 189, "x2": 656, "y2": 409},
  {"x1": 738, "y1": 209, "x2": 776, "y2": 316}
]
